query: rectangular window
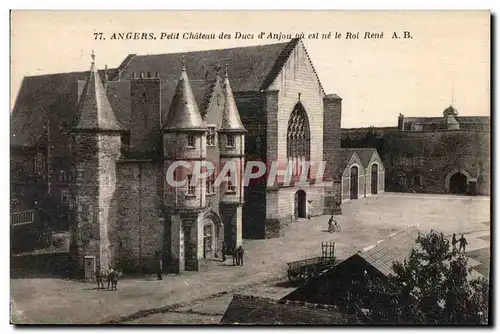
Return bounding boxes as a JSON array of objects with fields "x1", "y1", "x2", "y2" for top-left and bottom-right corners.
[
  {"x1": 206, "y1": 168, "x2": 216, "y2": 194},
  {"x1": 187, "y1": 175, "x2": 196, "y2": 196},
  {"x1": 187, "y1": 133, "x2": 196, "y2": 148},
  {"x1": 10, "y1": 210, "x2": 35, "y2": 226},
  {"x1": 207, "y1": 126, "x2": 216, "y2": 146},
  {"x1": 227, "y1": 170, "x2": 236, "y2": 193},
  {"x1": 35, "y1": 153, "x2": 44, "y2": 175},
  {"x1": 61, "y1": 189, "x2": 69, "y2": 205},
  {"x1": 226, "y1": 134, "x2": 235, "y2": 148}
]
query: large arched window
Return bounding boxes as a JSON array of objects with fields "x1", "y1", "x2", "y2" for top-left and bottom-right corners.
[{"x1": 287, "y1": 103, "x2": 310, "y2": 177}]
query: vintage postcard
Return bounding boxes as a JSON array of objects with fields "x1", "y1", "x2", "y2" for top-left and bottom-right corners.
[{"x1": 10, "y1": 10, "x2": 490, "y2": 325}]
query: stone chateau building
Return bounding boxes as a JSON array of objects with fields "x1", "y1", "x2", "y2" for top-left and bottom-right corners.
[{"x1": 11, "y1": 39, "x2": 349, "y2": 277}]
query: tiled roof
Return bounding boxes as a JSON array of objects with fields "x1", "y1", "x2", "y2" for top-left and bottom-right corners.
[
  {"x1": 356, "y1": 226, "x2": 420, "y2": 277},
  {"x1": 220, "y1": 294, "x2": 351, "y2": 324},
  {"x1": 115, "y1": 39, "x2": 301, "y2": 93}
]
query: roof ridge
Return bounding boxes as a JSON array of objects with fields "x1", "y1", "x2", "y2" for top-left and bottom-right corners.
[
  {"x1": 299, "y1": 39, "x2": 326, "y2": 96},
  {"x1": 361, "y1": 225, "x2": 419, "y2": 254},
  {"x1": 259, "y1": 38, "x2": 300, "y2": 91},
  {"x1": 134, "y1": 41, "x2": 291, "y2": 58}
]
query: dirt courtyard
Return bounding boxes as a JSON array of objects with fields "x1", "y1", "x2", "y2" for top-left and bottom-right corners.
[{"x1": 10, "y1": 192, "x2": 490, "y2": 324}]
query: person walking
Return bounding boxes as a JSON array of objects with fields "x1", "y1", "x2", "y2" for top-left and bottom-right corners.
[
  {"x1": 451, "y1": 233, "x2": 458, "y2": 252},
  {"x1": 221, "y1": 241, "x2": 227, "y2": 262},
  {"x1": 459, "y1": 234, "x2": 468, "y2": 253},
  {"x1": 94, "y1": 265, "x2": 104, "y2": 290},
  {"x1": 236, "y1": 246, "x2": 244, "y2": 266},
  {"x1": 157, "y1": 254, "x2": 163, "y2": 281},
  {"x1": 232, "y1": 247, "x2": 238, "y2": 266}
]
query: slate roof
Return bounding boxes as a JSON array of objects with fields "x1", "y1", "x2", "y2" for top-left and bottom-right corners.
[
  {"x1": 74, "y1": 57, "x2": 124, "y2": 131},
  {"x1": 404, "y1": 115, "x2": 490, "y2": 126},
  {"x1": 355, "y1": 226, "x2": 420, "y2": 277},
  {"x1": 162, "y1": 66, "x2": 206, "y2": 131},
  {"x1": 455, "y1": 116, "x2": 490, "y2": 124},
  {"x1": 11, "y1": 39, "x2": 309, "y2": 148},
  {"x1": 340, "y1": 148, "x2": 378, "y2": 170},
  {"x1": 115, "y1": 39, "x2": 302, "y2": 93},
  {"x1": 220, "y1": 294, "x2": 351, "y2": 324},
  {"x1": 356, "y1": 148, "x2": 376, "y2": 168},
  {"x1": 220, "y1": 71, "x2": 246, "y2": 132},
  {"x1": 404, "y1": 117, "x2": 443, "y2": 125}
]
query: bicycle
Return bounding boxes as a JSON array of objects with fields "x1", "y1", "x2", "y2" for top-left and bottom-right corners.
[{"x1": 328, "y1": 222, "x2": 341, "y2": 233}]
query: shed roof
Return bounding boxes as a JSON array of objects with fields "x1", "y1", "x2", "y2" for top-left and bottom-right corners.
[
  {"x1": 356, "y1": 226, "x2": 420, "y2": 277},
  {"x1": 220, "y1": 294, "x2": 352, "y2": 324}
]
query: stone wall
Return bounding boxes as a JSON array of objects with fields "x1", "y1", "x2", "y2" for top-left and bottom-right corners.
[
  {"x1": 115, "y1": 160, "x2": 164, "y2": 273},
  {"x1": 342, "y1": 128, "x2": 490, "y2": 195},
  {"x1": 382, "y1": 131, "x2": 490, "y2": 195},
  {"x1": 264, "y1": 184, "x2": 326, "y2": 238},
  {"x1": 129, "y1": 79, "x2": 162, "y2": 154},
  {"x1": 268, "y1": 41, "x2": 325, "y2": 178}
]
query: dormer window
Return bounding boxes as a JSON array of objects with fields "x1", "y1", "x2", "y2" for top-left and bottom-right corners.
[
  {"x1": 187, "y1": 133, "x2": 196, "y2": 148},
  {"x1": 226, "y1": 134, "x2": 235, "y2": 148},
  {"x1": 207, "y1": 126, "x2": 216, "y2": 146}
]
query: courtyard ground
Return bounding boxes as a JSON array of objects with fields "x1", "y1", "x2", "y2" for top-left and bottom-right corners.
[{"x1": 10, "y1": 192, "x2": 490, "y2": 324}]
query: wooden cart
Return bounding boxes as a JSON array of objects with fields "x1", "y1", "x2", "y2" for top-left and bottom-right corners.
[{"x1": 286, "y1": 242, "x2": 336, "y2": 284}]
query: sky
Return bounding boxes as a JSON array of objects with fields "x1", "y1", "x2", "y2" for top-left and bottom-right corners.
[{"x1": 10, "y1": 10, "x2": 490, "y2": 128}]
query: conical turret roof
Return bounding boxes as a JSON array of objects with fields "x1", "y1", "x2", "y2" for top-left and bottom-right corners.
[
  {"x1": 74, "y1": 51, "x2": 124, "y2": 131},
  {"x1": 220, "y1": 68, "x2": 246, "y2": 133},
  {"x1": 443, "y1": 105, "x2": 458, "y2": 116},
  {"x1": 163, "y1": 63, "x2": 206, "y2": 131}
]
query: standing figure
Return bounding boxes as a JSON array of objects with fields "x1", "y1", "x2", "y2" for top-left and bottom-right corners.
[
  {"x1": 156, "y1": 251, "x2": 163, "y2": 280},
  {"x1": 459, "y1": 234, "x2": 468, "y2": 253},
  {"x1": 232, "y1": 248, "x2": 238, "y2": 266},
  {"x1": 94, "y1": 265, "x2": 104, "y2": 289},
  {"x1": 451, "y1": 233, "x2": 458, "y2": 252},
  {"x1": 221, "y1": 241, "x2": 227, "y2": 262},
  {"x1": 107, "y1": 268, "x2": 119, "y2": 290},
  {"x1": 236, "y1": 246, "x2": 245, "y2": 266}
]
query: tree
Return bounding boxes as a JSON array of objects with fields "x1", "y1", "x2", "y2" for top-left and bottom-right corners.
[{"x1": 358, "y1": 231, "x2": 489, "y2": 324}]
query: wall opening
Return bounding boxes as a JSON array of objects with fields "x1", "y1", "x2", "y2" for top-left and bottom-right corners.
[
  {"x1": 449, "y1": 172, "x2": 468, "y2": 195},
  {"x1": 371, "y1": 164, "x2": 379, "y2": 195},
  {"x1": 350, "y1": 166, "x2": 359, "y2": 199},
  {"x1": 203, "y1": 221, "x2": 215, "y2": 259},
  {"x1": 294, "y1": 190, "x2": 307, "y2": 218}
]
